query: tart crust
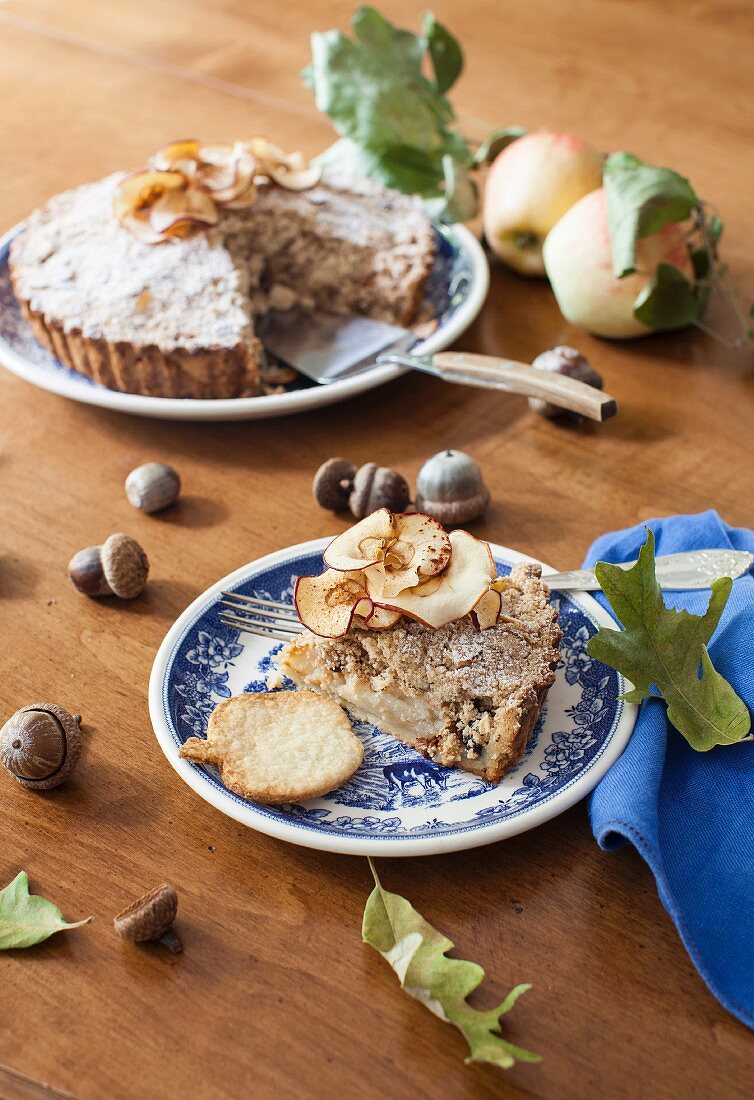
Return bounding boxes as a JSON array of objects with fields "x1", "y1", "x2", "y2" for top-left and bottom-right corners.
[
  {"x1": 277, "y1": 562, "x2": 562, "y2": 784},
  {"x1": 13, "y1": 299, "x2": 260, "y2": 399}
]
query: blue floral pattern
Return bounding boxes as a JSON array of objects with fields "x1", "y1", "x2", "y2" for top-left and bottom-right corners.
[{"x1": 160, "y1": 550, "x2": 626, "y2": 841}]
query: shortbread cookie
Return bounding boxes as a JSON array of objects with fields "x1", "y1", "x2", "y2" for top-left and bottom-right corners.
[{"x1": 179, "y1": 690, "x2": 364, "y2": 804}]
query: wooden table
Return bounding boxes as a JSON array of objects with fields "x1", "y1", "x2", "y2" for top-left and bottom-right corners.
[{"x1": 0, "y1": 2, "x2": 752, "y2": 1097}]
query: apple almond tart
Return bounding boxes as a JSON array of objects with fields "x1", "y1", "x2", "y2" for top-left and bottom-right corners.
[
  {"x1": 10, "y1": 139, "x2": 436, "y2": 399},
  {"x1": 276, "y1": 510, "x2": 562, "y2": 783}
]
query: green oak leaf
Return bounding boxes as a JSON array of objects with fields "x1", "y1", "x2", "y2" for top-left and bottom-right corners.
[
  {"x1": 633, "y1": 263, "x2": 700, "y2": 331},
  {"x1": 362, "y1": 860, "x2": 539, "y2": 1070},
  {"x1": 0, "y1": 871, "x2": 92, "y2": 949},
  {"x1": 604, "y1": 152, "x2": 698, "y2": 278},
  {"x1": 587, "y1": 529, "x2": 751, "y2": 751}
]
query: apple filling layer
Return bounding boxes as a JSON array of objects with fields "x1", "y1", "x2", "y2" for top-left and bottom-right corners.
[{"x1": 277, "y1": 562, "x2": 561, "y2": 783}]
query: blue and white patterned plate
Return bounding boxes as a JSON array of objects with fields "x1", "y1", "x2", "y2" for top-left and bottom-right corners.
[
  {"x1": 149, "y1": 538, "x2": 637, "y2": 856},
  {"x1": 0, "y1": 221, "x2": 488, "y2": 421}
]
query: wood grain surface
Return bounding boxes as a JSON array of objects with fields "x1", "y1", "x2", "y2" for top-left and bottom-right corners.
[{"x1": 0, "y1": 2, "x2": 752, "y2": 1098}]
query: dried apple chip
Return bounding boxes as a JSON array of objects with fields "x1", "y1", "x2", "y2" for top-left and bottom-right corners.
[
  {"x1": 470, "y1": 588, "x2": 502, "y2": 631},
  {"x1": 294, "y1": 568, "x2": 371, "y2": 638},
  {"x1": 363, "y1": 512, "x2": 452, "y2": 599},
  {"x1": 148, "y1": 185, "x2": 219, "y2": 236},
  {"x1": 372, "y1": 530, "x2": 495, "y2": 629}
]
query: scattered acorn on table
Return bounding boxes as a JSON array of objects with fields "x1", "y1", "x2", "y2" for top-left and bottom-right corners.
[
  {"x1": 313, "y1": 458, "x2": 410, "y2": 519},
  {"x1": 0, "y1": 703, "x2": 82, "y2": 790},
  {"x1": 416, "y1": 450, "x2": 490, "y2": 525},
  {"x1": 313, "y1": 450, "x2": 490, "y2": 525},
  {"x1": 125, "y1": 462, "x2": 181, "y2": 514},
  {"x1": 528, "y1": 346, "x2": 604, "y2": 422},
  {"x1": 68, "y1": 533, "x2": 149, "y2": 599},
  {"x1": 114, "y1": 883, "x2": 182, "y2": 954}
]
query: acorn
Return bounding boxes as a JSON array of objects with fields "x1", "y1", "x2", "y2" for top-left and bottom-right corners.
[
  {"x1": 415, "y1": 450, "x2": 490, "y2": 526},
  {"x1": 125, "y1": 462, "x2": 181, "y2": 514},
  {"x1": 68, "y1": 533, "x2": 149, "y2": 599},
  {"x1": 114, "y1": 883, "x2": 182, "y2": 954},
  {"x1": 313, "y1": 458, "x2": 410, "y2": 518},
  {"x1": 0, "y1": 703, "x2": 82, "y2": 790},
  {"x1": 529, "y1": 346, "x2": 604, "y2": 421}
]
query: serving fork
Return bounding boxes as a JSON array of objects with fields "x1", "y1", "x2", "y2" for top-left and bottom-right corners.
[{"x1": 218, "y1": 548, "x2": 753, "y2": 640}]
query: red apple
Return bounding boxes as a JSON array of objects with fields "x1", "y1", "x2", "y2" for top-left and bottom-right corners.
[
  {"x1": 543, "y1": 187, "x2": 695, "y2": 338},
  {"x1": 483, "y1": 130, "x2": 604, "y2": 276}
]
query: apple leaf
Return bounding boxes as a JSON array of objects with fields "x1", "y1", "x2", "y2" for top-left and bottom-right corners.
[
  {"x1": 0, "y1": 871, "x2": 92, "y2": 949},
  {"x1": 423, "y1": 12, "x2": 463, "y2": 95},
  {"x1": 604, "y1": 152, "x2": 698, "y2": 278},
  {"x1": 304, "y1": 7, "x2": 477, "y2": 221},
  {"x1": 362, "y1": 860, "x2": 539, "y2": 1070},
  {"x1": 423, "y1": 154, "x2": 479, "y2": 223},
  {"x1": 633, "y1": 263, "x2": 700, "y2": 331},
  {"x1": 587, "y1": 529, "x2": 751, "y2": 751}
]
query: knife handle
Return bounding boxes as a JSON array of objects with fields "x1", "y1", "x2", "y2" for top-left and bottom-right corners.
[{"x1": 431, "y1": 351, "x2": 617, "y2": 422}]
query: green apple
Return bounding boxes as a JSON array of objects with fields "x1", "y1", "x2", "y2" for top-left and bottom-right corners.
[
  {"x1": 483, "y1": 130, "x2": 603, "y2": 276},
  {"x1": 543, "y1": 187, "x2": 695, "y2": 338}
]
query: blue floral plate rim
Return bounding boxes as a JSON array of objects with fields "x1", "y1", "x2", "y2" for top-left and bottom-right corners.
[
  {"x1": 0, "y1": 220, "x2": 488, "y2": 422},
  {"x1": 148, "y1": 537, "x2": 637, "y2": 857}
]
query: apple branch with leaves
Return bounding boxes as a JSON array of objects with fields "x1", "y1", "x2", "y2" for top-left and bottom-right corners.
[{"x1": 604, "y1": 152, "x2": 752, "y2": 347}]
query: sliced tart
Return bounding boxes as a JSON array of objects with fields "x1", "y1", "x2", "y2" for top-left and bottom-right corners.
[
  {"x1": 10, "y1": 139, "x2": 435, "y2": 400},
  {"x1": 276, "y1": 512, "x2": 562, "y2": 783}
]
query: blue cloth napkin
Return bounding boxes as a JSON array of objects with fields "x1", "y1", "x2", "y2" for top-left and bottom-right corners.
[{"x1": 584, "y1": 510, "x2": 754, "y2": 1030}]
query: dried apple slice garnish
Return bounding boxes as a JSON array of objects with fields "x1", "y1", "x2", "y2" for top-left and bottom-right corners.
[
  {"x1": 197, "y1": 142, "x2": 257, "y2": 206},
  {"x1": 150, "y1": 139, "x2": 202, "y2": 172},
  {"x1": 324, "y1": 509, "x2": 397, "y2": 572},
  {"x1": 372, "y1": 530, "x2": 495, "y2": 629},
  {"x1": 114, "y1": 169, "x2": 185, "y2": 219},
  {"x1": 469, "y1": 588, "x2": 502, "y2": 631},
  {"x1": 148, "y1": 185, "x2": 219, "y2": 237},
  {"x1": 114, "y1": 169, "x2": 196, "y2": 243},
  {"x1": 325, "y1": 510, "x2": 451, "y2": 603},
  {"x1": 294, "y1": 569, "x2": 371, "y2": 638},
  {"x1": 363, "y1": 512, "x2": 452, "y2": 599},
  {"x1": 362, "y1": 605, "x2": 401, "y2": 630},
  {"x1": 268, "y1": 163, "x2": 323, "y2": 191}
]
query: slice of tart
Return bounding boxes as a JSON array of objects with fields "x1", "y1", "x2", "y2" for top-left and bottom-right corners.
[
  {"x1": 10, "y1": 141, "x2": 435, "y2": 400},
  {"x1": 276, "y1": 512, "x2": 562, "y2": 784}
]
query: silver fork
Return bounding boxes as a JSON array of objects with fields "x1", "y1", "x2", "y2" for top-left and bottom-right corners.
[{"x1": 218, "y1": 591, "x2": 302, "y2": 642}]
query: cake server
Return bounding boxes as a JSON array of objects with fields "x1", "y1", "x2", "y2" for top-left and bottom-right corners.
[
  {"x1": 259, "y1": 310, "x2": 617, "y2": 422},
  {"x1": 216, "y1": 550, "x2": 754, "y2": 640}
]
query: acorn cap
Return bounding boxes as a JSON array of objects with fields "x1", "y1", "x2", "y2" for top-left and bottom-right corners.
[
  {"x1": 101, "y1": 534, "x2": 149, "y2": 598},
  {"x1": 0, "y1": 703, "x2": 81, "y2": 790},
  {"x1": 114, "y1": 883, "x2": 179, "y2": 944}
]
